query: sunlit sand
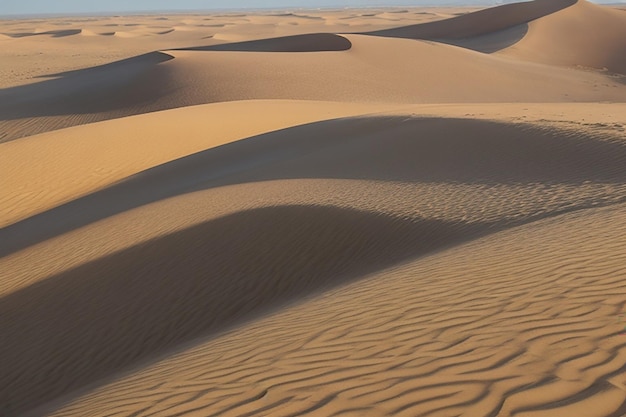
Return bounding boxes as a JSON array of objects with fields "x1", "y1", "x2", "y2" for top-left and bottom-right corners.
[{"x1": 1, "y1": 1, "x2": 626, "y2": 416}]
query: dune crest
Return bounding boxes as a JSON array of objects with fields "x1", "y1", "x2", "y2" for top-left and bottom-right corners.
[
  {"x1": 367, "y1": 0, "x2": 626, "y2": 74},
  {"x1": 177, "y1": 33, "x2": 352, "y2": 52},
  {"x1": 1, "y1": 32, "x2": 625, "y2": 143},
  {"x1": 2, "y1": 108, "x2": 626, "y2": 416},
  {"x1": 40, "y1": 203, "x2": 626, "y2": 417},
  {"x1": 367, "y1": 0, "x2": 577, "y2": 41},
  {"x1": 0, "y1": 100, "x2": 406, "y2": 228},
  {"x1": 501, "y1": 0, "x2": 626, "y2": 74}
]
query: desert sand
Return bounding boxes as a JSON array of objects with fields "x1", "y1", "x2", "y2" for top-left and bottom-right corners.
[{"x1": 1, "y1": 1, "x2": 626, "y2": 416}]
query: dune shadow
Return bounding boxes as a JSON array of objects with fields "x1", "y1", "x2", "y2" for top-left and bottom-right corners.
[
  {"x1": 173, "y1": 33, "x2": 352, "y2": 52},
  {"x1": 269, "y1": 13, "x2": 324, "y2": 20},
  {"x1": 0, "y1": 52, "x2": 174, "y2": 124},
  {"x1": 2, "y1": 117, "x2": 626, "y2": 258},
  {"x1": 0, "y1": 205, "x2": 485, "y2": 417},
  {"x1": 1, "y1": 29, "x2": 82, "y2": 38},
  {"x1": 440, "y1": 24, "x2": 528, "y2": 54},
  {"x1": 37, "y1": 51, "x2": 174, "y2": 79},
  {"x1": 0, "y1": 33, "x2": 351, "y2": 142},
  {"x1": 362, "y1": 0, "x2": 576, "y2": 53}
]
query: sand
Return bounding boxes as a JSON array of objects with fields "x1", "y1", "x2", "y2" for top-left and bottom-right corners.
[{"x1": 1, "y1": 1, "x2": 626, "y2": 416}]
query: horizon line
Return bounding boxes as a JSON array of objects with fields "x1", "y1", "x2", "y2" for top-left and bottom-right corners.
[{"x1": 0, "y1": 0, "x2": 622, "y2": 20}]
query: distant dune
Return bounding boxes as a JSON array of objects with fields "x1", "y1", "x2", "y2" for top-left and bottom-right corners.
[
  {"x1": 367, "y1": 0, "x2": 575, "y2": 41},
  {"x1": 501, "y1": 0, "x2": 626, "y2": 73},
  {"x1": 1, "y1": 2, "x2": 625, "y2": 417}
]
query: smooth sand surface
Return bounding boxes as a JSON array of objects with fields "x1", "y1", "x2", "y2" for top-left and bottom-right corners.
[{"x1": 1, "y1": 1, "x2": 626, "y2": 416}]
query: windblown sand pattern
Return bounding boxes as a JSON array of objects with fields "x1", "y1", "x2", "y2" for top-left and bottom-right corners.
[{"x1": 1, "y1": 1, "x2": 626, "y2": 416}]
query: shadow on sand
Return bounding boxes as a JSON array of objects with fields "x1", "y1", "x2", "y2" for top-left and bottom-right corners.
[
  {"x1": 364, "y1": 0, "x2": 576, "y2": 53},
  {"x1": 2, "y1": 116, "x2": 626, "y2": 258},
  {"x1": 1, "y1": 205, "x2": 486, "y2": 416},
  {"x1": 174, "y1": 33, "x2": 352, "y2": 52},
  {"x1": 0, "y1": 52, "x2": 174, "y2": 123}
]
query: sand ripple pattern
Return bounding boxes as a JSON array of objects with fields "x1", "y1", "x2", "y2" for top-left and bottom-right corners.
[
  {"x1": 2, "y1": 1, "x2": 626, "y2": 414},
  {"x1": 49, "y1": 203, "x2": 626, "y2": 417},
  {"x1": 1, "y1": 115, "x2": 626, "y2": 417}
]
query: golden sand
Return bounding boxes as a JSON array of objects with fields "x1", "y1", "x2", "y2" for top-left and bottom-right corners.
[{"x1": 1, "y1": 1, "x2": 626, "y2": 416}]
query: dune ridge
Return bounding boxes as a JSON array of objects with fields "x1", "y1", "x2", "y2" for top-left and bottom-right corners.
[
  {"x1": 2, "y1": 108, "x2": 626, "y2": 416},
  {"x1": 38, "y1": 202, "x2": 626, "y2": 417},
  {"x1": 2, "y1": 1, "x2": 626, "y2": 416},
  {"x1": 0, "y1": 100, "x2": 404, "y2": 228},
  {"x1": 3, "y1": 102, "x2": 625, "y2": 246},
  {"x1": 2, "y1": 1, "x2": 626, "y2": 142},
  {"x1": 0, "y1": 206, "x2": 487, "y2": 416},
  {"x1": 368, "y1": 0, "x2": 626, "y2": 73},
  {"x1": 500, "y1": 0, "x2": 626, "y2": 74},
  {"x1": 367, "y1": 0, "x2": 576, "y2": 41},
  {"x1": 1, "y1": 33, "x2": 625, "y2": 143},
  {"x1": 178, "y1": 33, "x2": 352, "y2": 52}
]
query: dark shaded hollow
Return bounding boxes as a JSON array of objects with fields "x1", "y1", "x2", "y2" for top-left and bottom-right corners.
[
  {"x1": 0, "y1": 51, "x2": 176, "y2": 140},
  {"x1": 365, "y1": 0, "x2": 576, "y2": 41},
  {"x1": 360, "y1": 0, "x2": 578, "y2": 53},
  {"x1": 0, "y1": 34, "x2": 350, "y2": 138},
  {"x1": 0, "y1": 205, "x2": 484, "y2": 417},
  {"x1": 1, "y1": 29, "x2": 82, "y2": 38},
  {"x1": 2, "y1": 117, "x2": 626, "y2": 258},
  {"x1": 437, "y1": 23, "x2": 529, "y2": 54},
  {"x1": 174, "y1": 33, "x2": 352, "y2": 52}
]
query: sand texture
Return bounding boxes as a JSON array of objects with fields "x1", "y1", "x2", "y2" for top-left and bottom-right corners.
[{"x1": 1, "y1": 1, "x2": 626, "y2": 416}]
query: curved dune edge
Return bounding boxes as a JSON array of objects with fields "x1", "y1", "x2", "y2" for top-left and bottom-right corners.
[
  {"x1": 2, "y1": 31, "x2": 626, "y2": 143},
  {"x1": 12, "y1": 201, "x2": 626, "y2": 417},
  {"x1": 78, "y1": 29, "x2": 100, "y2": 37},
  {"x1": 1, "y1": 109, "x2": 626, "y2": 416},
  {"x1": 499, "y1": 0, "x2": 626, "y2": 75},
  {"x1": 44, "y1": 203, "x2": 626, "y2": 417},
  {"x1": 365, "y1": 0, "x2": 626, "y2": 74},
  {"x1": 0, "y1": 205, "x2": 489, "y2": 416},
  {"x1": 2, "y1": 102, "x2": 625, "y2": 230},
  {"x1": 0, "y1": 29, "x2": 83, "y2": 38},
  {"x1": 176, "y1": 33, "x2": 352, "y2": 52},
  {"x1": 366, "y1": 0, "x2": 577, "y2": 40},
  {"x1": 4, "y1": 104, "x2": 626, "y2": 294},
  {"x1": 0, "y1": 100, "x2": 405, "y2": 228}
]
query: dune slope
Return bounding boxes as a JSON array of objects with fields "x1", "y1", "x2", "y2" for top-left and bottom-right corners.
[
  {"x1": 40, "y1": 201, "x2": 626, "y2": 417},
  {"x1": 2, "y1": 108, "x2": 626, "y2": 416},
  {"x1": 2, "y1": 20, "x2": 626, "y2": 142},
  {"x1": 500, "y1": 0, "x2": 626, "y2": 74},
  {"x1": 0, "y1": 100, "x2": 402, "y2": 228},
  {"x1": 368, "y1": 0, "x2": 626, "y2": 73},
  {"x1": 2, "y1": 2, "x2": 626, "y2": 416},
  {"x1": 367, "y1": 0, "x2": 575, "y2": 41}
]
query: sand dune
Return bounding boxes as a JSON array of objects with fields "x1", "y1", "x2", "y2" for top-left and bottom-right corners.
[
  {"x1": 1, "y1": 206, "x2": 484, "y2": 416},
  {"x1": 2, "y1": 1, "x2": 626, "y2": 416},
  {"x1": 367, "y1": 0, "x2": 576, "y2": 41},
  {"x1": 2, "y1": 2, "x2": 625, "y2": 143},
  {"x1": 2, "y1": 32, "x2": 625, "y2": 142},
  {"x1": 500, "y1": 0, "x2": 626, "y2": 74},
  {"x1": 78, "y1": 29, "x2": 104, "y2": 36},
  {"x1": 0, "y1": 100, "x2": 402, "y2": 228},
  {"x1": 179, "y1": 33, "x2": 352, "y2": 52},
  {"x1": 37, "y1": 202, "x2": 626, "y2": 417},
  {"x1": 1, "y1": 29, "x2": 83, "y2": 38},
  {"x1": 2, "y1": 107, "x2": 626, "y2": 416},
  {"x1": 369, "y1": 0, "x2": 626, "y2": 73},
  {"x1": 9, "y1": 28, "x2": 150, "y2": 38},
  {"x1": 3, "y1": 101, "x2": 625, "y2": 233}
]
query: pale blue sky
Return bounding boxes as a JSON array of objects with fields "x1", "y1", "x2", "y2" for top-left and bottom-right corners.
[{"x1": 0, "y1": 0, "x2": 622, "y2": 16}]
